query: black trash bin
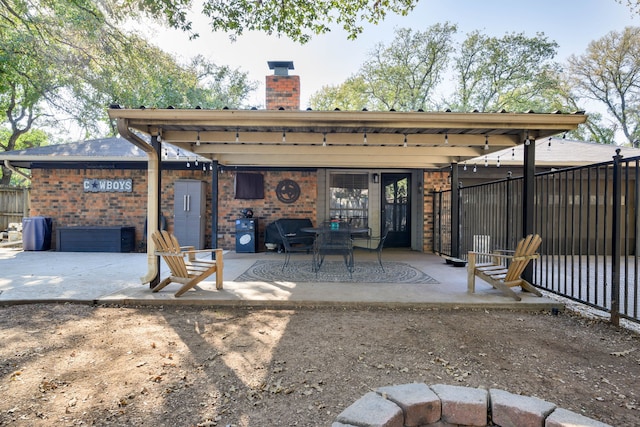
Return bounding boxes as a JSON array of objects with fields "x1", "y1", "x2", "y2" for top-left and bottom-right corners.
[
  {"x1": 235, "y1": 218, "x2": 258, "y2": 253},
  {"x1": 22, "y1": 216, "x2": 53, "y2": 251}
]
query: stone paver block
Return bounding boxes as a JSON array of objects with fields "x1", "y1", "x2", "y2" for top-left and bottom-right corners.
[
  {"x1": 335, "y1": 391, "x2": 404, "y2": 427},
  {"x1": 430, "y1": 383, "x2": 488, "y2": 426},
  {"x1": 377, "y1": 382, "x2": 441, "y2": 426},
  {"x1": 545, "y1": 407, "x2": 613, "y2": 427},
  {"x1": 490, "y1": 388, "x2": 556, "y2": 427}
]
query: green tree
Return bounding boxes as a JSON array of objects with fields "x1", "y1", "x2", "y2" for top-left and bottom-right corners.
[
  {"x1": 361, "y1": 24, "x2": 457, "y2": 111},
  {"x1": 452, "y1": 31, "x2": 561, "y2": 112},
  {"x1": 113, "y1": 0, "x2": 418, "y2": 43},
  {"x1": 310, "y1": 24, "x2": 457, "y2": 111},
  {"x1": 0, "y1": 0, "x2": 257, "y2": 183},
  {"x1": 309, "y1": 76, "x2": 370, "y2": 110},
  {"x1": 566, "y1": 27, "x2": 640, "y2": 146}
]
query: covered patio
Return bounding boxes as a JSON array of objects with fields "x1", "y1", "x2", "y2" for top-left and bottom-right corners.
[
  {"x1": 107, "y1": 107, "x2": 586, "y2": 289},
  {"x1": 0, "y1": 247, "x2": 561, "y2": 309}
]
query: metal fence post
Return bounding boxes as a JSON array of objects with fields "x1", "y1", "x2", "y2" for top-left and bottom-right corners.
[
  {"x1": 611, "y1": 149, "x2": 622, "y2": 326},
  {"x1": 451, "y1": 163, "x2": 460, "y2": 258}
]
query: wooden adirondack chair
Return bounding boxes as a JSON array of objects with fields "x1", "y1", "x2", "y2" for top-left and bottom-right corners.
[
  {"x1": 151, "y1": 230, "x2": 223, "y2": 297},
  {"x1": 467, "y1": 234, "x2": 543, "y2": 301}
]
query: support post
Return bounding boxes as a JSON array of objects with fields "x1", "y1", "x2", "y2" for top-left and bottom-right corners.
[
  {"x1": 211, "y1": 160, "x2": 219, "y2": 257},
  {"x1": 611, "y1": 149, "x2": 622, "y2": 326},
  {"x1": 450, "y1": 163, "x2": 460, "y2": 259},
  {"x1": 522, "y1": 137, "x2": 536, "y2": 284},
  {"x1": 150, "y1": 135, "x2": 162, "y2": 289}
]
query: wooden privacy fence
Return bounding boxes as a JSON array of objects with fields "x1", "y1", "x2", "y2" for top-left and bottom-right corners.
[{"x1": 0, "y1": 186, "x2": 30, "y2": 231}]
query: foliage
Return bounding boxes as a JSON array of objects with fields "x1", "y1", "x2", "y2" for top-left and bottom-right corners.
[
  {"x1": 0, "y1": 0, "x2": 258, "y2": 183},
  {"x1": 110, "y1": 0, "x2": 418, "y2": 44},
  {"x1": 452, "y1": 31, "x2": 560, "y2": 112},
  {"x1": 309, "y1": 76, "x2": 370, "y2": 111},
  {"x1": 566, "y1": 27, "x2": 640, "y2": 146},
  {"x1": 311, "y1": 24, "x2": 458, "y2": 111},
  {"x1": 360, "y1": 24, "x2": 457, "y2": 111}
]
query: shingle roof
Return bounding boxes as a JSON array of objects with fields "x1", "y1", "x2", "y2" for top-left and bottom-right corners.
[
  {"x1": 468, "y1": 138, "x2": 640, "y2": 168},
  {"x1": 0, "y1": 136, "x2": 209, "y2": 166}
]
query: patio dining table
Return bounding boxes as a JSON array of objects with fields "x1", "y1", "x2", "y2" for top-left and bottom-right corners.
[{"x1": 300, "y1": 226, "x2": 369, "y2": 277}]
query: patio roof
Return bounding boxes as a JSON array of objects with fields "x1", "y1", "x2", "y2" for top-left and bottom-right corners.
[{"x1": 108, "y1": 108, "x2": 587, "y2": 169}]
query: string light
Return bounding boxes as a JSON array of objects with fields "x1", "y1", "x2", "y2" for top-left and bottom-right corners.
[
  {"x1": 403, "y1": 134, "x2": 407, "y2": 148},
  {"x1": 444, "y1": 133, "x2": 448, "y2": 144},
  {"x1": 496, "y1": 156, "x2": 501, "y2": 167},
  {"x1": 282, "y1": 130, "x2": 286, "y2": 143},
  {"x1": 512, "y1": 147, "x2": 515, "y2": 160},
  {"x1": 209, "y1": 163, "x2": 213, "y2": 171},
  {"x1": 163, "y1": 148, "x2": 168, "y2": 159},
  {"x1": 202, "y1": 163, "x2": 206, "y2": 171},
  {"x1": 186, "y1": 158, "x2": 190, "y2": 168},
  {"x1": 363, "y1": 132, "x2": 367, "y2": 145},
  {"x1": 195, "y1": 158, "x2": 198, "y2": 167},
  {"x1": 322, "y1": 133, "x2": 327, "y2": 147},
  {"x1": 525, "y1": 130, "x2": 531, "y2": 145},
  {"x1": 484, "y1": 135, "x2": 489, "y2": 150},
  {"x1": 473, "y1": 164, "x2": 477, "y2": 173},
  {"x1": 235, "y1": 131, "x2": 239, "y2": 143},
  {"x1": 548, "y1": 137, "x2": 552, "y2": 151},
  {"x1": 484, "y1": 155, "x2": 488, "y2": 167},
  {"x1": 463, "y1": 162, "x2": 467, "y2": 171},
  {"x1": 196, "y1": 131, "x2": 200, "y2": 146}
]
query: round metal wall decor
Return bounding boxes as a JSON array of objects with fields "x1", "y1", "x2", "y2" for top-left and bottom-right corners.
[{"x1": 276, "y1": 179, "x2": 301, "y2": 203}]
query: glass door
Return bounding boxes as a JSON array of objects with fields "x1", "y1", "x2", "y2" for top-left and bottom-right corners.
[{"x1": 382, "y1": 173, "x2": 411, "y2": 247}]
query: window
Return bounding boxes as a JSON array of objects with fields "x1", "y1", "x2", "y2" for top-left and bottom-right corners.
[{"x1": 329, "y1": 173, "x2": 369, "y2": 228}]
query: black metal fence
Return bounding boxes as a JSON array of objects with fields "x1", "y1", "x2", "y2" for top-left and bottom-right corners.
[{"x1": 433, "y1": 151, "x2": 640, "y2": 325}]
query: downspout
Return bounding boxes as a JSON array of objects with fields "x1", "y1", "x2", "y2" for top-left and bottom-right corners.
[
  {"x1": 116, "y1": 119, "x2": 159, "y2": 284},
  {"x1": 4, "y1": 160, "x2": 31, "y2": 181}
]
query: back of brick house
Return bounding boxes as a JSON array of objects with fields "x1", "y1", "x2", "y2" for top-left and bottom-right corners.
[{"x1": 29, "y1": 61, "x2": 448, "y2": 253}]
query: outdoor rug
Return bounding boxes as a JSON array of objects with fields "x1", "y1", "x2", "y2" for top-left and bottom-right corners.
[{"x1": 235, "y1": 260, "x2": 439, "y2": 284}]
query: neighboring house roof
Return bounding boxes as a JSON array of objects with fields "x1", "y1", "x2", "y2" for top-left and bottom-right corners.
[
  {"x1": 0, "y1": 136, "x2": 210, "y2": 169},
  {"x1": 465, "y1": 138, "x2": 640, "y2": 169}
]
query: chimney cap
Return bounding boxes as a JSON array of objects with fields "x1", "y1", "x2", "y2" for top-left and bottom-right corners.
[{"x1": 268, "y1": 61, "x2": 295, "y2": 76}]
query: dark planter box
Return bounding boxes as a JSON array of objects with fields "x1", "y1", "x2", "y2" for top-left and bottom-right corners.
[{"x1": 56, "y1": 226, "x2": 135, "y2": 252}]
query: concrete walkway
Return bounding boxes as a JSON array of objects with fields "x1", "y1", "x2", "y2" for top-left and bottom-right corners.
[{"x1": 0, "y1": 247, "x2": 562, "y2": 310}]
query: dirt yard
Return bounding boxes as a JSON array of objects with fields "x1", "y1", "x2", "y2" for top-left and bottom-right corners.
[{"x1": 0, "y1": 304, "x2": 638, "y2": 426}]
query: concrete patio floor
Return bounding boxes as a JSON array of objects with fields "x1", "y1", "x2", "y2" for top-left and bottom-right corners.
[{"x1": 0, "y1": 247, "x2": 562, "y2": 310}]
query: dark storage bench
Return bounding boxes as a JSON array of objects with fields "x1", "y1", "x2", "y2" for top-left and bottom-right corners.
[{"x1": 56, "y1": 226, "x2": 135, "y2": 252}]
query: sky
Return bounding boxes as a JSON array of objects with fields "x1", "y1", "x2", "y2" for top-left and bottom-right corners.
[{"x1": 142, "y1": 0, "x2": 636, "y2": 109}]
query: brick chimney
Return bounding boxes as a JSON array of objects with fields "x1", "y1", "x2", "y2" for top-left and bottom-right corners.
[{"x1": 266, "y1": 61, "x2": 300, "y2": 110}]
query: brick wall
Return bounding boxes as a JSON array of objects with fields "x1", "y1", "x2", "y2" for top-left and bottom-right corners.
[
  {"x1": 216, "y1": 170, "x2": 317, "y2": 249},
  {"x1": 265, "y1": 75, "x2": 300, "y2": 110},
  {"x1": 30, "y1": 168, "x2": 317, "y2": 251},
  {"x1": 422, "y1": 171, "x2": 450, "y2": 253}
]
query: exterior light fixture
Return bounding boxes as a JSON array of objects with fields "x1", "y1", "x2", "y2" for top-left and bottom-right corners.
[{"x1": 372, "y1": 173, "x2": 379, "y2": 183}]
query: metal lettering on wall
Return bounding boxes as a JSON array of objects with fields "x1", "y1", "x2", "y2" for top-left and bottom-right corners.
[{"x1": 83, "y1": 179, "x2": 133, "y2": 193}]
